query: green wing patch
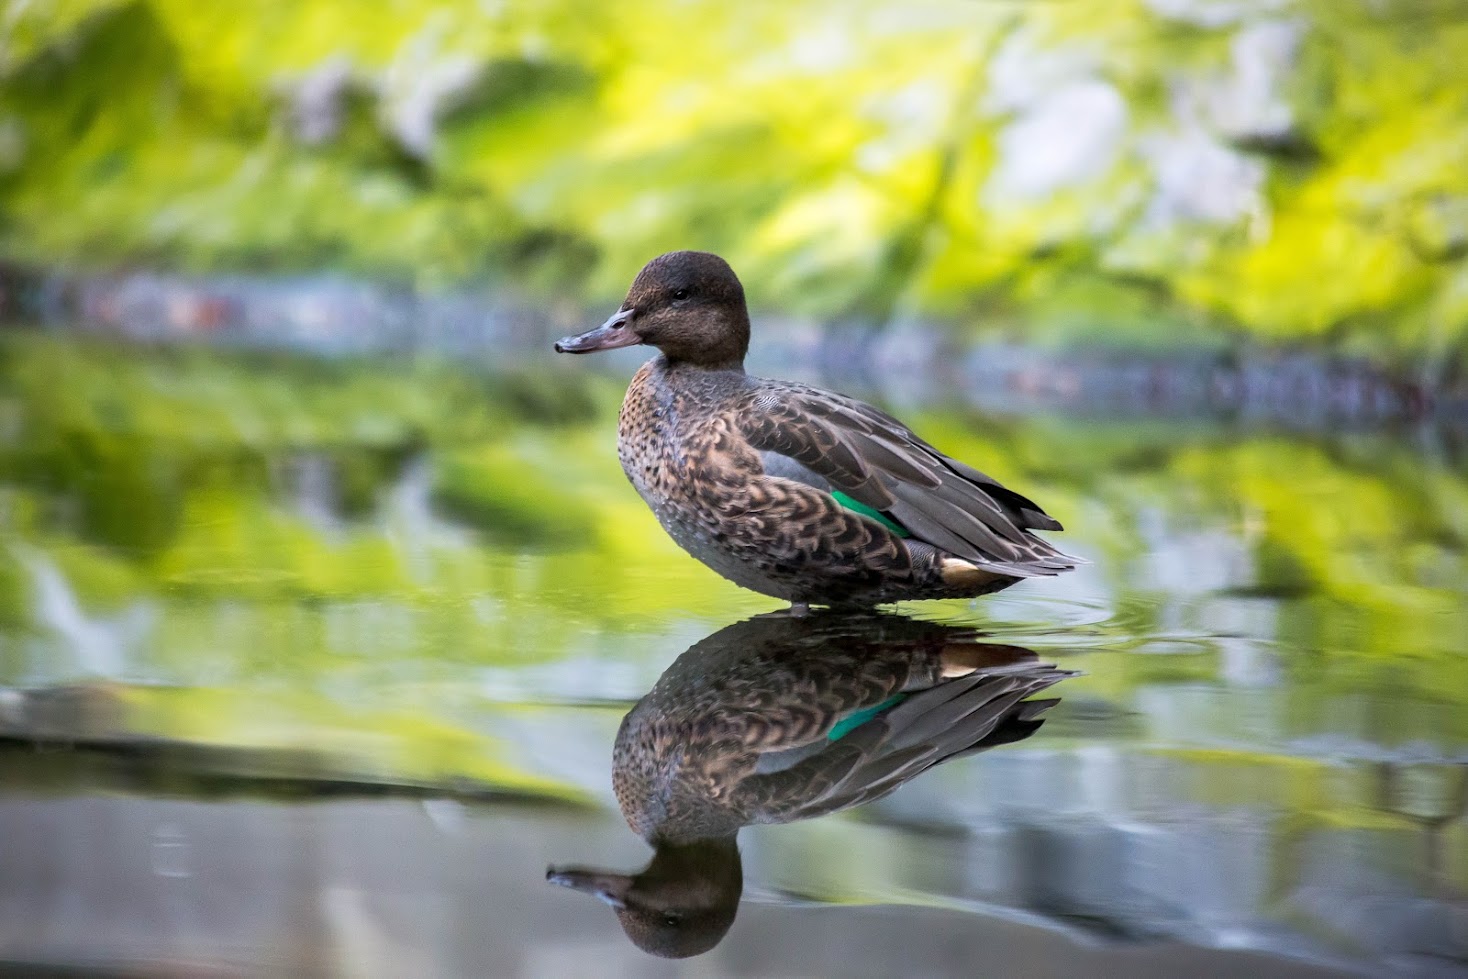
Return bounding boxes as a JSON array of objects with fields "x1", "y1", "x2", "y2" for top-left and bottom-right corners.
[{"x1": 831, "y1": 490, "x2": 911, "y2": 538}]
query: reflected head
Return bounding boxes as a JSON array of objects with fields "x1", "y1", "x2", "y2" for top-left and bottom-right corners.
[{"x1": 546, "y1": 836, "x2": 743, "y2": 959}]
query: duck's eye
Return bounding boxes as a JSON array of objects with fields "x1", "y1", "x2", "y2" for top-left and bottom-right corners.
[
  {"x1": 672, "y1": 288, "x2": 690, "y2": 302},
  {"x1": 663, "y1": 913, "x2": 681, "y2": 927}
]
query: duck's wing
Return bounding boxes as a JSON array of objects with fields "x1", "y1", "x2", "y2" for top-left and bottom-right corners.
[
  {"x1": 734, "y1": 666, "x2": 1073, "y2": 824},
  {"x1": 734, "y1": 382, "x2": 1076, "y2": 576}
]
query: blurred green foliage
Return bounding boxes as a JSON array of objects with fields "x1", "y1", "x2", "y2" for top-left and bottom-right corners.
[
  {"x1": 0, "y1": 334, "x2": 1464, "y2": 779},
  {"x1": 1, "y1": 1, "x2": 1466, "y2": 370}
]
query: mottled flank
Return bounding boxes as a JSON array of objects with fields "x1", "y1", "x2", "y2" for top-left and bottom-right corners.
[{"x1": 564, "y1": 250, "x2": 1078, "y2": 606}]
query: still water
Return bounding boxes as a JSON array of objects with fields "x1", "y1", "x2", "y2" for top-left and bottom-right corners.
[{"x1": 0, "y1": 334, "x2": 1464, "y2": 976}]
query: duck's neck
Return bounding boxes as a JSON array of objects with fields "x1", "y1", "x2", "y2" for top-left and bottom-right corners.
[
  {"x1": 672, "y1": 360, "x2": 746, "y2": 375},
  {"x1": 640, "y1": 837, "x2": 742, "y2": 887},
  {"x1": 658, "y1": 353, "x2": 747, "y2": 376}
]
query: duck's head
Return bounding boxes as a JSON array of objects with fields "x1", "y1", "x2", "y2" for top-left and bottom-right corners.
[
  {"x1": 555, "y1": 251, "x2": 750, "y2": 369},
  {"x1": 546, "y1": 837, "x2": 743, "y2": 959}
]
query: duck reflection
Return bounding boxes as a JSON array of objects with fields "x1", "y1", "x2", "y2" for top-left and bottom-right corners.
[{"x1": 546, "y1": 611, "x2": 1075, "y2": 959}]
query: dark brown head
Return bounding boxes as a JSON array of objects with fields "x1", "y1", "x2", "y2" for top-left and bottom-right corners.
[
  {"x1": 546, "y1": 837, "x2": 742, "y2": 959},
  {"x1": 554, "y1": 251, "x2": 750, "y2": 369}
]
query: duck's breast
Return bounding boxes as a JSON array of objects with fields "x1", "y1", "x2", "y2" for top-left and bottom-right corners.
[
  {"x1": 618, "y1": 363, "x2": 754, "y2": 506},
  {"x1": 617, "y1": 360, "x2": 682, "y2": 503}
]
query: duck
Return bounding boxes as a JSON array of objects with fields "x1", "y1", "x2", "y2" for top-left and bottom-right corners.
[
  {"x1": 555, "y1": 250, "x2": 1078, "y2": 608},
  {"x1": 546, "y1": 611, "x2": 1075, "y2": 958}
]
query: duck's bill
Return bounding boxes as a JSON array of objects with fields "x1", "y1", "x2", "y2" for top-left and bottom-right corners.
[
  {"x1": 546, "y1": 865, "x2": 630, "y2": 908},
  {"x1": 554, "y1": 308, "x2": 640, "y2": 353}
]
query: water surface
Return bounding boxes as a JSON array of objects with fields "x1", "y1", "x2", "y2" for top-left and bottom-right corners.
[{"x1": 0, "y1": 334, "x2": 1464, "y2": 975}]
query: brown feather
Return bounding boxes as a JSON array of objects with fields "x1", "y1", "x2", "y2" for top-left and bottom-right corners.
[
  {"x1": 733, "y1": 380, "x2": 1078, "y2": 579},
  {"x1": 577, "y1": 249, "x2": 1079, "y2": 605},
  {"x1": 612, "y1": 614, "x2": 1076, "y2": 839}
]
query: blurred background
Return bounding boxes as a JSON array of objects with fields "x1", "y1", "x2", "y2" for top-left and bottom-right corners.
[
  {"x1": 3, "y1": 0, "x2": 1467, "y2": 376},
  {"x1": 1, "y1": 1, "x2": 1466, "y2": 976}
]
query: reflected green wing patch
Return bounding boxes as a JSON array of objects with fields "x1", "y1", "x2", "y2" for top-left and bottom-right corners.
[{"x1": 828, "y1": 694, "x2": 907, "y2": 741}]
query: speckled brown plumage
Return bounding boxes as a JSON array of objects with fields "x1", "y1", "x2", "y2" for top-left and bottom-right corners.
[
  {"x1": 617, "y1": 360, "x2": 918, "y2": 605},
  {"x1": 558, "y1": 250, "x2": 1080, "y2": 607},
  {"x1": 610, "y1": 612, "x2": 1073, "y2": 844},
  {"x1": 547, "y1": 612, "x2": 1074, "y2": 958}
]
